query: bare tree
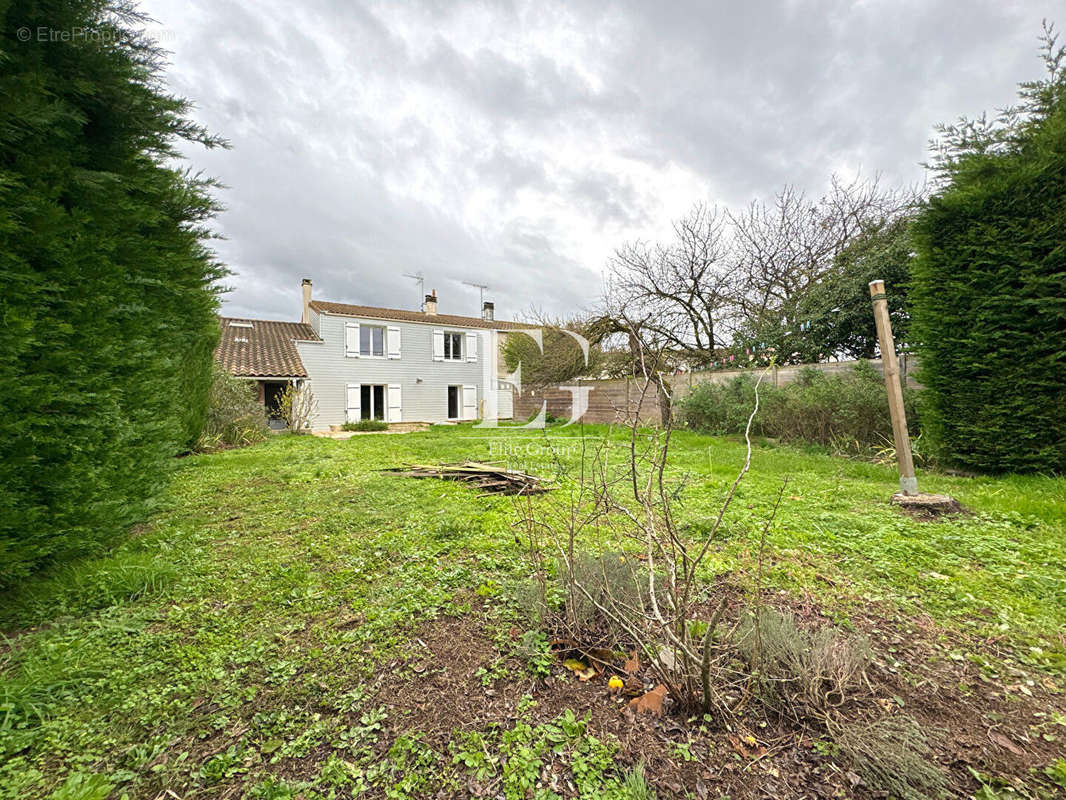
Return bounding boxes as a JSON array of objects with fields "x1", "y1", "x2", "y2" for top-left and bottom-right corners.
[
  {"x1": 728, "y1": 175, "x2": 915, "y2": 341},
  {"x1": 606, "y1": 203, "x2": 737, "y2": 368},
  {"x1": 604, "y1": 178, "x2": 915, "y2": 367}
]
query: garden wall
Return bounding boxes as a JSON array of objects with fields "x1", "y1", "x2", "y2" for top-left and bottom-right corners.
[
  {"x1": 510, "y1": 357, "x2": 919, "y2": 425},
  {"x1": 512, "y1": 377, "x2": 667, "y2": 425}
]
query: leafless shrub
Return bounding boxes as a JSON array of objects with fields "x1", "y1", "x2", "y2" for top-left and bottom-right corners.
[
  {"x1": 279, "y1": 382, "x2": 317, "y2": 433},
  {"x1": 831, "y1": 715, "x2": 948, "y2": 800},
  {"x1": 513, "y1": 321, "x2": 779, "y2": 715},
  {"x1": 512, "y1": 327, "x2": 944, "y2": 793}
]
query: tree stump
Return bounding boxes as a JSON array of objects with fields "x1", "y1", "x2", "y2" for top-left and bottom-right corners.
[{"x1": 891, "y1": 492, "x2": 963, "y2": 519}]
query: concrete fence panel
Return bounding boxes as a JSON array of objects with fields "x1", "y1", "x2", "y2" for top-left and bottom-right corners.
[{"x1": 511, "y1": 358, "x2": 919, "y2": 425}]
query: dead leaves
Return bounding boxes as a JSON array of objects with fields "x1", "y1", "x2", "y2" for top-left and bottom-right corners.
[
  {"x1": 562, "y1": 658, "x2": 596, "y2": 681},
  {"x1": 728, "y1": 733, "x2": 767, "y2": 759},
  {"x1": 988, "y1": 730, "x2": 1025, "y2": 756},
  {"x1": 629, "y1": 684, "x2": 668, "y2": 716}
]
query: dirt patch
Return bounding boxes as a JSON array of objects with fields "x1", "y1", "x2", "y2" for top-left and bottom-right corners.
[
  {"x1": 364, "y1": 601, "x2": 1065, "y2": 799},
  {"x1": 846, "y1": 619, "x2": 1060, "y2": 790},
  {"x1": 773, "y1": 588, "x2": 1065, "y2": 796}
]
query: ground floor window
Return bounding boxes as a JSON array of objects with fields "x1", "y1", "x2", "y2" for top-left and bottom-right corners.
[
  {"x1": 447, "y1": 385, "x2": 460, "y2": 419},
  {"x1": 361, "y1": 384, "x2": 385, "y2": 420}
]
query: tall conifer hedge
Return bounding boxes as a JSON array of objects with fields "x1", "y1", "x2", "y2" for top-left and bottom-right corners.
[
  {"x1": 912, "y1": 29, "x2": 1066, "y2": 473},
  {"x1": 0, "y1": 0, "x2": 226, "y2": 584}
]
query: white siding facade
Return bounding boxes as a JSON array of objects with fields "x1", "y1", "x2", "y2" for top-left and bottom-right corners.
[{"x1": 295, "y1": 309, "x2": 513, "y2": 429}]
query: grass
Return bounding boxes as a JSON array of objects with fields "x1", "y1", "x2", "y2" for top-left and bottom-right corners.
[{"x1": 0, "y1": 424, "x2": 1063, "y2": 798}]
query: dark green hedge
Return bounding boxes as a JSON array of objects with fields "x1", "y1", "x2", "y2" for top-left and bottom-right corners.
[
  {"x1": 911, "y1": 109, "x2": 1066, "y2": 473},
  {"x1": 0, "y1": 0, "x2": 225, "y2": 585}
]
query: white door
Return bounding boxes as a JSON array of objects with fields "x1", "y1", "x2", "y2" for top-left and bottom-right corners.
[
  {"x1": 346, "y1": 383, "x2": 360, "y2": 422},
  {"x1": 387, "y1": 384, "x2": 402, "y2": 423},
  {"x1": 462, "y1": 385, "x2": 477, "y2": 421}
]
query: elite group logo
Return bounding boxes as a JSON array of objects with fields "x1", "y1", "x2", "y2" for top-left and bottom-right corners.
[{"x1": 476, "y1": 327, "x2": 592, "y2": 428}]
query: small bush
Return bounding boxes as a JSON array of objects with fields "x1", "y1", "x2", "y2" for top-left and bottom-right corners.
[
  {"x1": 279, "y1": 383, "x2": 318, "y2": 433},
  {"x1": 680, "y1": 363, "x2": 920, "y2": 456},
  {"x1": 523, "y1": 409, "x2": 561, "y2": 425},
  {"x1": 197, "y1": 366, "x2": 269, "y2": 451},
  {"x1": 341, "y1": 419, "x2": 389, "y2": 432},
  {"x1": 558, "y1": 552, "x2": 664, "y2": 643},
  {"x1": 735, "y1": 608, "x2": 872, "y2": 714},
  {"x1": 831, "y1": 715, "x2": 947, "y2": 800},
  {"x1": 621, "y1": 764, "x2": 656, "y2": 800}
]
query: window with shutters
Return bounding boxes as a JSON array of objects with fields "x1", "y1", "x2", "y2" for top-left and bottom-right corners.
[
  {"x1": 443, "y1": 332, "x2": 463, "y2": 360},
  {"x1": 359, "y1": 325, "x2": 385, "y2": 357}
]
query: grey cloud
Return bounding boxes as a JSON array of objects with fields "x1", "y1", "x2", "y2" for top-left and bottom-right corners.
[{"x1": 142, "y1": 0, "x2": 1057, "y2": 322}]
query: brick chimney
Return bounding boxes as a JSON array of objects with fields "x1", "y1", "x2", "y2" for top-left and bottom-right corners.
[
  {"x1": 482, "y1": 301, "x2": 494, "y2": 321},
  {"x1": 424, "y1": 290, "x2": 437, "y2": 315},
  {"x1": 301, "y1": 278, "x2": 312, "y2": 324}
]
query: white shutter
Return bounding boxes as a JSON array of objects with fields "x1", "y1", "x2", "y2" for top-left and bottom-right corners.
[
  {"x1": 387, "y1": 326, "x2": 401, "y2": 359},
  {"x1": 387, "y1": 384, "x2": 402, "y2": 422},
  {"x1": 462, "y1": 384, "x2": 477, "y2": 420},
  {"x1": 466, "y1": 331, "x2": 478, "y2": 363},
  {"x1": 432, "y1": 329, "x2": 445, "y2": 361},
  {"x1": 346, "y1": 383, "x2": 361, "y2": 422},
  {"x1": 345, "y1": 322, "x2": 360, "y2": 358}
]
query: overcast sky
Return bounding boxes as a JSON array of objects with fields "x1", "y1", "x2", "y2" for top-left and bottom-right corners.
[{"x1": 140, "y1": 0, "x2": 1054, "y2": 323}]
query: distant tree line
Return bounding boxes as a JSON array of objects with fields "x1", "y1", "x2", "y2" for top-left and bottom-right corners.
[{"x1": 0, "y1": 0, "x2": 226, "y2": 584}]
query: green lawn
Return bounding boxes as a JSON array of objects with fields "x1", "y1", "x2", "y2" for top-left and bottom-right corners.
[{"x1": 1, "y1": 426, "x2": 1063, "y2": 799}]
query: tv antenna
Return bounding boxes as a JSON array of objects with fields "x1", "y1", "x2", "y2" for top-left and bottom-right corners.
[
  {"x1": 403, "y1": 272, "x2": 425, "y2": 309},
  {"x1": 462, "y1": 280, "x2": 490, "y2": 309}
]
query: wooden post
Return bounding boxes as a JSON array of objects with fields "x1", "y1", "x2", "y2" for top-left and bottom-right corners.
[{"x1": 869, "y1": 280, "x2": 917, "y2": 496}]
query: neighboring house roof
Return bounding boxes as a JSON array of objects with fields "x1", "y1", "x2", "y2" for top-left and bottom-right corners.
[
  {"x1": 215, "y1": 317, "x2": 320, "y2": 378},
  {"x1": 309, "y1": 300, "x2": 532, "y2": 330}
]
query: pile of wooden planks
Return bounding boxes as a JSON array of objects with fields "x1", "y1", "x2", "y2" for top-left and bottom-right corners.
[{"x1": 383, "y1": 462, "x2": 550, "y2": 496}]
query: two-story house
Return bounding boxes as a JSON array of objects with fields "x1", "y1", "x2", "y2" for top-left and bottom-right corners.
[{"x1": 215, "y1": 279, "x2": 527, "y2": 429}]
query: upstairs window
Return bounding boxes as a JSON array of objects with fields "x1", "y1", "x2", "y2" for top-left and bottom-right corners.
[
  {"x1": 360, "y1": 325, "x2": 385, "y2": 357},
  {"x1": 443, "y1": 332, "x2": 463, "y2": 360}
]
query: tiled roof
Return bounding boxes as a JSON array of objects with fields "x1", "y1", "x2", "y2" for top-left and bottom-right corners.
[
  {"x1": 215, "y1": 318, "x2": 320, "y2": 378},
  {"x1": 309, "y1": 300, "x2": 533, "y2": 330}
]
